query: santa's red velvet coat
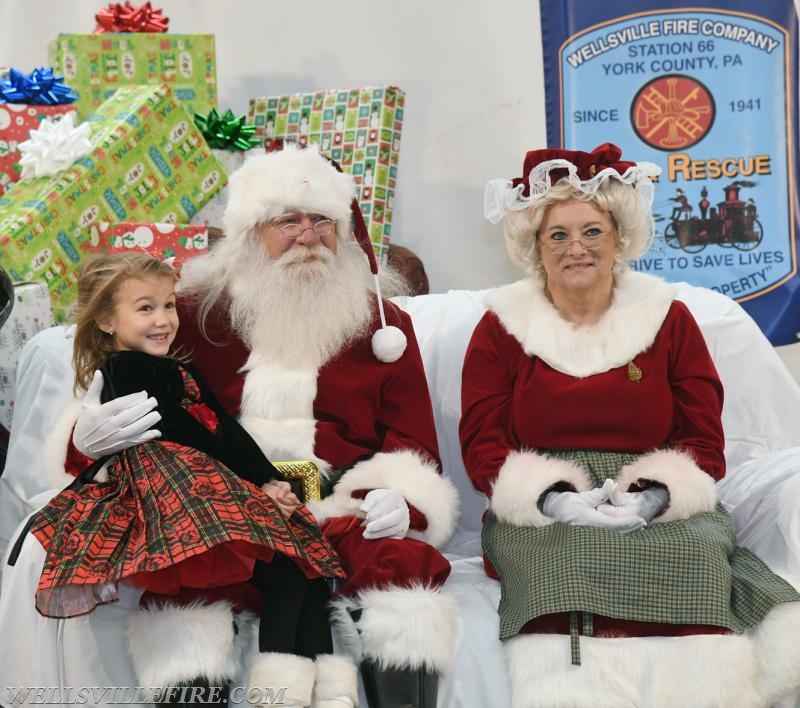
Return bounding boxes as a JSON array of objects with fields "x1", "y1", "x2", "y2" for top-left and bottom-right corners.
[
  {"x1": 174, "y1": 296, "x2": 458, "y2": 596},
  {"x1": 60, "y1": 293, "x2": 459, "y2": 673}
]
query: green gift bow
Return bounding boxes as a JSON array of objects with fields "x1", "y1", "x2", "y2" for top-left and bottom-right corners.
[{"x1": 194, "y1": 108, "x2": 261, "y2": 151}]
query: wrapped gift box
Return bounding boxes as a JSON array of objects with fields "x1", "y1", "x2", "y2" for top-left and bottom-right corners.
[
  {"x1": 84, "y1": 221, "x2": 209, "y2": 269},
  {"x1": 248, "y1": 86, "x2": 405, "y2": 260},
  {"x1": 0, "y1": 103, "x2": 77, "y2": 197},
  {"x1": 0, "y1": 84, "x2": 227, "y2": 322},
  {"x1": 0, "y1": 281, "x2": 54, "y2": 429},
  {"x1": 48, "y1": 33, "x2": 217, "y2": 120}
]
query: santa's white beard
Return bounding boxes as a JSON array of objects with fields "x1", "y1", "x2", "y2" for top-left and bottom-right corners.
[{"x1": 228, "y1": 241, "x2": 374, "y2": 367}]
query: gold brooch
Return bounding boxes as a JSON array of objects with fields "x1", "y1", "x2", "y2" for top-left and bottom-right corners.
[{"x1": 627, "y1": 360, "x2": 642, "y2": 383}]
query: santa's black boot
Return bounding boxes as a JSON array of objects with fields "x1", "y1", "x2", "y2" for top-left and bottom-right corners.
[
  {"x1": 359, "y1": 660, "x2": 439, "y2": 708},
  {"x1": 333, "y1": 588, "x2": 456, "y2": 708}
]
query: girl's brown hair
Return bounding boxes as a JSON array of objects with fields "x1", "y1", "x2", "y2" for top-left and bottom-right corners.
[{"x1": 72, "y1": 253, "x2": 177, "y2": 393}]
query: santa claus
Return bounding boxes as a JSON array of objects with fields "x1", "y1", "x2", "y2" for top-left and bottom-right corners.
[{"x1": 68, "y1": 142, "x2": 459, "y2": 707}]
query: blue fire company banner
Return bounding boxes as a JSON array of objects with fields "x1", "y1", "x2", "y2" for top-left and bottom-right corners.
[{"x1": 540, "y1": 0, "x2": 800, "y2": 344}]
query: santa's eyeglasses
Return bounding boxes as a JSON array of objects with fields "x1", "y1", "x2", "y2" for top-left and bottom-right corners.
[{"x1": 271, "y1": 212, "x2": 337, "y2": 240}]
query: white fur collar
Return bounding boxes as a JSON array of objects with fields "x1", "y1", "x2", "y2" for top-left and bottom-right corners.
[{"x1": 486, "y1": 270, "x2": 676, "y2": 378}]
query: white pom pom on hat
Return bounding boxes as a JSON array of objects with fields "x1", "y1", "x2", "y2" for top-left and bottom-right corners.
[
  {"x1": 372, "y1": 325, "x2": 407, "y2": 363},
  {"x1": 347, "y1": 175, "x2": 408, "y2": 362}
]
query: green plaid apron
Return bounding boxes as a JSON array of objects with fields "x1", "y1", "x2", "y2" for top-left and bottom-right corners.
[{"x1": 482, "y1": 450, "x2": 800, "y2": 664}]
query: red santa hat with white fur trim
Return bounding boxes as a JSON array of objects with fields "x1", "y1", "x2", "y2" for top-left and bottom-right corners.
[{"x1": 223, "y1": 141, "x2": 407, "y2": 363}]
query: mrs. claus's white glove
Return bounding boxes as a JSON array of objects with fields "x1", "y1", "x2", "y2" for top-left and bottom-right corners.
[
  {"x1": 598, "y1": 485, "x2": 670, "y2": 524},
  {"x1": 542, "y1": 480, "x2": 646, "y2": 534}
]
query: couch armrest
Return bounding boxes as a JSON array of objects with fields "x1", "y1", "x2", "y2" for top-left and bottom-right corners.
[
  {"x1": 717, "y1": 448, "x2": 800, "y2": 589},
  {"x1": 274, "y1": 460, "x2": 321, "y2": 502}
]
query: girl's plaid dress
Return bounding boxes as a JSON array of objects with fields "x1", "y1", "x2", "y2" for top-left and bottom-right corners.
[{"x1": 30, "y1": 350, "x2": 344, "y2": 618}]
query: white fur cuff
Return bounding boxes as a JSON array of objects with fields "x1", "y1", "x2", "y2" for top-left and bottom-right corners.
[
  {"x1": 127, "y1": 602, "x2": 239, "y2": 688},
  {"x1": 312, "y1": 654, "x2": 359, "y2": 704},
  {"x1": 306, "y1": 493, "x2": 361, "y2": 528},
  {"x1": 490, "y1": 451, "x2": 592, "y2": 527},
  {"x1": 503, "y1": 600, "x2": 800, "y2": 707},
  {"x1": 615, "y1": 449, "x2": 716, "y2": 523},
  {"x1": 330, "y1": 585, "x2": 459, "y2": 672},
  {"x1": 248, "y1": 652, "x2": 315, "y2": 706},
  {"x1": 322, "y1": 451, "x2": 460, "y2": 548}
]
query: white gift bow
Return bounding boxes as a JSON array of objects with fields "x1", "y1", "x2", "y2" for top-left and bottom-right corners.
[{"x1": 18, "y1": 112, "x2": 91, "y2": 180}]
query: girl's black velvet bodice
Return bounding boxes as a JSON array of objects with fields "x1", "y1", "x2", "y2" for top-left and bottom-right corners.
[{"x1": 100, "y1": 350, "x2": 280, "y2": 488}]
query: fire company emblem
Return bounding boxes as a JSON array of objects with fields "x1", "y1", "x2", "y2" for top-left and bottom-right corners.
[{"x1": 631, "y1": 74, "x2": 715, "y2": 151}]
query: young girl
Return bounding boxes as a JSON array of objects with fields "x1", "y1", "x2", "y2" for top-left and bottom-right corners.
[{"x1": 27, "y1": 253, "x2": 345, "y2": 700}]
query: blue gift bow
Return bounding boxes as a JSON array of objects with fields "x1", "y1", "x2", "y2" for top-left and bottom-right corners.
[{"x1": 0, "y1": 67, "x2": 78, "y2": 106}]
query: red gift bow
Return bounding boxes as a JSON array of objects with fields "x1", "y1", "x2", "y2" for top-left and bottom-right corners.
[
  {"x1": 94, "y1": 1, "x2": 169, "y2": 33},
  {"x1": 512, "y1": 143, "x2": 637, "y2": 196}
]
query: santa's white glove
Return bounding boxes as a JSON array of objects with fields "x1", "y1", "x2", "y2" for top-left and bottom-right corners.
[
  {"x1": 542, "y1": 479, "x2": 646, "y2": 533},
  {"x1": 598, "y1": 485, "x2": 669, "y2": 524},
  {"x1": 72, "y1": 370, "x2": 162, "y2": 458},
  {"x1": 359, "y1": 488, "x2": 410, "y2": 540}
]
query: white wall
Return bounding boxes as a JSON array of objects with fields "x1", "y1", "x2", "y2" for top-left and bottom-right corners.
[
  {"x1": 0, "y1": 0, "x2": 546, "y2": 293},
  {"x1": 777, "y1": 343, "x2": 800, "y2": 384},
  {"x1": 3, "y1": 1, "x2": 800, "y2": 383}
]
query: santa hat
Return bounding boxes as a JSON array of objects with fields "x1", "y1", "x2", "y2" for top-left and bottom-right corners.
[
  {"x1": 484, "y1": 142, "x2": 661, "y2": 224},
  {"x1": 223, "y1": 140, "x2": 406, "y2": 362}
]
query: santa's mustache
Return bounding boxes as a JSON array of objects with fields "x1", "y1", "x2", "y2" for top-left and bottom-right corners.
[{"x1": 277, "y1": 244, "x2": 335, "y2": 267}]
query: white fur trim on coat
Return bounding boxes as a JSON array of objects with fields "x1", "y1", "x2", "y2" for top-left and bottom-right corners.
[
  {"x1": 43, "y1": 399, "x2": 83, "y2": 490},
  {"x1": 615, "y1": 449, "x2": 716, "y2": 523},
  {"x1": 127, "y1": 602, "x2": 243, "y2": 687},
  {"x1": 239, "y1": 415, "x2": 331, "y2": 475},
  {"x1": 248, "y1": 652, "x2": 315, "y2": 707},
  {"x1": 329, "y1": 585, "x2": 459, "y2": 672},
  {"x1": 239, "y1": 356, "x2": 318, "y2": 421},
  {"x1": 238, "y1": 356, "x2": 331, "y2": 473},
  {"x1": 224, "y1": 143, "x2": 355, "y2": 245},
  {"x1": 486, "y1": 270, "x2": 676, "y2": 377},
  {"x1": 503, "y1": 599, "x2": 800, "y2": 708},
  {"x1": 490, "y1": 450, "x2": 592, "y2": 527},
  {"x1": 312, "y1": 654, "x2": 359, "y2": 705},
  {"x1": 309, "y1": 451, "x2": 459, "y2": 548}
]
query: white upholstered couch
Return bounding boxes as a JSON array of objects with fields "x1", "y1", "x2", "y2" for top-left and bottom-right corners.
[{"x1": 1, "y1": 282, "x2": 800, "y2": 707}]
